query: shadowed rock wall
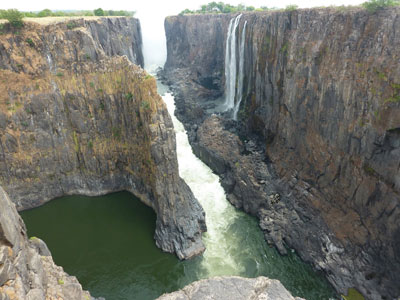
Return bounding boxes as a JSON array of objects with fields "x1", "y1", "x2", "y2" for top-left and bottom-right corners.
[{"x1": 163, "y1": 8, "x2": 400, "y2": 299}]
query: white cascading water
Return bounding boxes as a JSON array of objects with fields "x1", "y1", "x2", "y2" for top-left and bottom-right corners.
[
  {"x1": 223, "y1": 14, "x2": 242, "y2": 110},
  {"x1": 233, "y1": 21, "x2": 247, "y2": 120},
  {"x1": 147, "y1": 10, "x2": 253, "y2": 277},
  {"x1": 141, "y1": 14, "x2": 335, "y2": 299},
  {"x1": 158, "y1": 86, "x2": 246, "y2": 276}
]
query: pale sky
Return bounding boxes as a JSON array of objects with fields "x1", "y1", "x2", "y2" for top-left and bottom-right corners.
[{"x1": 0, "y1": 0, "x2": 365, "y2": 71}]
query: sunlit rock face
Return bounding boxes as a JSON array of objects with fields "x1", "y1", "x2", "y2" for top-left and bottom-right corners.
[
  {"x1": 163, "y1": 8, "x2": 400, "y2": 300},
  {"x1": 0, "y1": 17, "x2": 205, "y2": 261},
  {"x1": 156, "y1": 276, "x2": 305, "y2": 300}
]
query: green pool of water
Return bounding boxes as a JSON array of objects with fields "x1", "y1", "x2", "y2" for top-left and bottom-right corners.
[{"x1": 21, "y1": 191, "x2": 336, "y2": 300}]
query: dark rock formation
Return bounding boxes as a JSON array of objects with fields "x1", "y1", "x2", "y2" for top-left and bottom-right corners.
[
  {"x1": 86, "y1": 17, "x2": 144, "y2": 67},
  {"x1": 163, "y1": 8, "x2": 400, "y2": 299},
  {"x1": 0, "y1": 186, "x2": 94, "y2": 299},
  {"x1": 156, "y1": 276, "x2": 305, "y2": 300},
  {"x1": 0, "y1": 18, "x2": 205, "y2": 260}
]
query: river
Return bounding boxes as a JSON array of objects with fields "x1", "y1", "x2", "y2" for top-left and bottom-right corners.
[{"x1": 21, "y1": 80, "x2": 336, "y2": 300}]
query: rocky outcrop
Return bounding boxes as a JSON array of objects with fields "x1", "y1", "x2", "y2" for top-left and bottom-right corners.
[
  {"x1": 0, "y1": 18, "x2": 205, "y2": 260},
  {"x1": 86, "y1": 17, "x2": 144, "y2": 67},
  {"x1": 156, "y1": 276, "x2": 304, "y2": 300},
  {"x1": 163, "y1": 8, "x2": 400, "y2": 299},
  {"x1": 0, "y1": 186, "x2": 94, "y2": 300}
]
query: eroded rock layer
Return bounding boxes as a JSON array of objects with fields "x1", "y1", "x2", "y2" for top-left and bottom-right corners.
[
  {"x1": 0, "y1": 18, "x2": 205, "y2": 260},
  {"x1": 163, "y1": 8, "x2": 400, "y2": 299}
]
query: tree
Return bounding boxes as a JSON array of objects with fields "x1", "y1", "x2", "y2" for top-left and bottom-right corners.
[
  {"x1": 179, "y1": 9, "x2": 194, "y2": 15},
  {"x1": 362, "y1": 0, "x2": 400, "y2": 12},
  {"x1": 94, "y1": 8, "x2": 105, "y2": 16},
  {"x1": 285, "y1": 4, "x2": 299, "y2": 11},
  {"x1": 37, "y1": 9, "x2": 52, "y2": 17},
  {"x1": 0, "y1": 9, "x2": 24, "y2": 28}
]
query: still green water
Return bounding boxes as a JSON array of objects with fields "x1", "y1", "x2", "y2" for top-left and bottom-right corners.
[{"x1": 21, "y1": 192, "x2": 336, "y2": 300}]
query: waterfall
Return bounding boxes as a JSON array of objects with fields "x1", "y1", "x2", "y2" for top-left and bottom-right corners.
[
  {"x1": 233, "y1": 21, "x2": 247, "y2": 120},
  {"x1": 223, "y1": 14, "x2": 242, "y2": 110}
]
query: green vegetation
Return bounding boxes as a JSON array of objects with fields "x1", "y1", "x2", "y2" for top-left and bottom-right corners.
[
  {"x1": 73, "y1": 131, "x2": 80, "y2": 153},
  {"x1": 140, "y1": 100, "x2": 150, "y2": 110},
  {"x1": 94, "y1": 8, "x2": 105, "y2": 16},
  {"x1": 56, "y1": 72, "x2": 64, "y2": 77},
  {"x1": 112, "y1": 127, "x2": 121, "y2": 140},
  {"x1": 342, "y1": 288, "x2": 365, "y2": 300},
  {"x1": 125, "y1": 92, "x2": 133, "y2": 101},
  {"x1": 67, "y1": 22, "x2": 79, "y2": 30},
  {"x1": 2, "y1": 8, "x2": 136, "y2": 19},
  {"x1": 179, "y1": 2, "x2": 270, "y2": 14},
  {"x1": 285, "y1": 4, "x2": 299, "y2": 11},
  {"x1": 280, "y1": 42, "x2": 289, "y2": 55},
  {"x1": 0, "y1": 9, "x2": 24, "y2": 28},
  {"x1": 25, "y1": 38, "x2": 34, "y2": 47},
  {"x1": 37, "y1": 9, "x2": 52, "y2": 17},
  {"x1": 362, "y1": 0, "x2": 400, "y2": 12},
  {"x1": 363, "y1": 163, "x2": 378, "y2": 177},
  {"x1": 58, "y1": 279, "x2": 64, "y2": 285},
  {"x1": 179, "y1": 0, "x2": 399, "y2": 15}
]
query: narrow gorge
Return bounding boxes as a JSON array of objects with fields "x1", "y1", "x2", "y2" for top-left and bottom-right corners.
[{"x1": 0, "y1": 5, "x2": 399, "y2": 300}]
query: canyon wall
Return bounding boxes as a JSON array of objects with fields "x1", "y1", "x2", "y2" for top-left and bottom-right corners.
[
  {"x1": 0, "y1": 18, "x2": 205, "y2": 260},
  {"x1": 163, "y1": 8, "x2": 400, "y2": 299}
]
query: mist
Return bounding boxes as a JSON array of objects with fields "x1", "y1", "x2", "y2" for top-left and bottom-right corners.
[{"x1": 137, "y1": 10, "x2": 167, "y2": 73}]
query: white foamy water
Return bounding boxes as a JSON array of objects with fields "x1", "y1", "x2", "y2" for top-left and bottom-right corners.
[
  {"x1": 159, "y1": 88, "x2": 245, "y2": 276},
  {"x1": 233, "y1": 20, "x2": 247, "y2": 120},
  {"x1": 224, "y1": 14, "x2": 242, "y2": 110}
]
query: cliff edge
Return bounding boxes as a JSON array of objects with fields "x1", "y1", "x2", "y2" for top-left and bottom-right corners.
[
  {"x1": 0, "y1": 18, "x2": 206, "y2": 260},
  {"x1": 163, "y1": 7, "x2": 400, "y2": 299}
]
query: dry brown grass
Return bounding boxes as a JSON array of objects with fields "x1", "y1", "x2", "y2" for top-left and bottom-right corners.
[{"x1": 0, "y1": 16, "x2": 125, "y2": 25}]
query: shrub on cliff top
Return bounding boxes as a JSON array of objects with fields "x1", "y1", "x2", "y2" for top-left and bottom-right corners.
[
  {"x1": 179, "y1": 2, "x2": 270, "y2": 15},
  {"x1": 362, "y1": 0, "x2": 400, "y2": 12},
  {"x1": 285, "y1": 4, "x2": 299, "y2": 11},
  {"x1": 0, "y1": 9, "x2": 24, "y2": 28},
  {"x1": 94, "y1": 8, "x2": 105, "y2": 16}
]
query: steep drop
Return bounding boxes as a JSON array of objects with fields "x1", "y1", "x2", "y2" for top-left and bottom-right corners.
[{"x1": 162, "y1": 9, "x2": 400, "y2": 299}]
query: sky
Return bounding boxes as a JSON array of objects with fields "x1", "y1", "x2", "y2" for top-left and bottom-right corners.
[{"x1": 0, "y1": 0, "x2": 365, "y2": 71}]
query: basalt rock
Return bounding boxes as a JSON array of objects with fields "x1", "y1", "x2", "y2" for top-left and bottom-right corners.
[
  {"x1": 163, "y1": 8, "x2": 400, "y2": 299},
  {"x1": 156, "y1": 276, "x2": 305, "y2": 300},
  {"x1": 0, "y1": 186, "x2": 94, "y2": 300},
  {"x1": 0, "y1": 18, "x2": 205, "y2": 262}
]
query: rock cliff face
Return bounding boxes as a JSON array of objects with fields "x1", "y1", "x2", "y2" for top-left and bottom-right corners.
[
  {"x1": 163, "y1": 8, "x2": 400, "y2": 299},
  {"x1": 156, "y1": 276, "x2": 304, "y2": 300},
  {"x1": 0, "y1": 186, "x2": 94, "y2": 300},
  {"x1": 0, "y1": 18, "x2": 205, "y2": 261}
]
